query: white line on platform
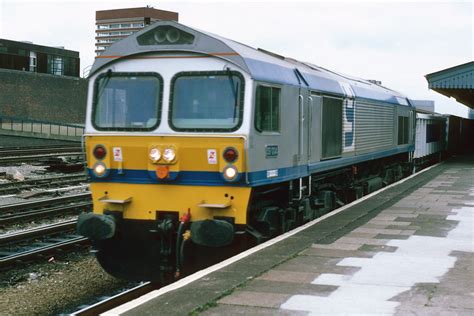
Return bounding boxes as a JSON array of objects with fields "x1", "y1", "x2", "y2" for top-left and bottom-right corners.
[{"x1": 103, "y1": 162, "x2": 442, "y2": 316}]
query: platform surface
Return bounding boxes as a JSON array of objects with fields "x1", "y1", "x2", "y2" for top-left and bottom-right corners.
[{"x1": 115, "y1": 155, "x2": 473, "y2": 316}]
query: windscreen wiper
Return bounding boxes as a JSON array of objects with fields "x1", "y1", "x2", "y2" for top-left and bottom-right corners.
[
  {"x1": 97, "y1": 69, "x2": 113, "y2": 100},
  {"x1": 226, "y1": 68, "x2": 239, "y2": 122}
]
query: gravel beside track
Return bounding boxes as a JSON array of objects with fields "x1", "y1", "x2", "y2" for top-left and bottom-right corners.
[
  {"x1": 0, "y1": 159, "x2": 117, "y2": 315},
  {"x1": 0, "y1": 250, "x2": 130, "y2": 315}
]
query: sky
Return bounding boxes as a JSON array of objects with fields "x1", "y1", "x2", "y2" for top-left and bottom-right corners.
[{"x1": 0, "y1": 0, "x2": 472, "y2": 117}]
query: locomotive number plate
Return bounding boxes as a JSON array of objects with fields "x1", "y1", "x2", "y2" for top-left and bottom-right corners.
[{"x1": 265, "y1": 145, "x2": 278, "y2": 158}]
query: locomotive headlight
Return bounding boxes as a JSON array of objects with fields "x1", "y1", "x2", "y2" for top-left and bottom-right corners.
[
  {"x1": 154, "y1": 28, "x2": 166, "y2": 43},
  {"x1": 163, "y1": 148, "x2": 176, "y2": 163},
  {"x1": 223, "y1": 165, "x2": 238, "y2": 181},
  {"x1": 166, "y1": 28, "x2": 181, "y2": 43},
  {"x1": 92, "y1": 162, "x2": 107, "y2": 177},
  {"x1": 149, "y1": 147, "x2": 161, "y2": 163}
]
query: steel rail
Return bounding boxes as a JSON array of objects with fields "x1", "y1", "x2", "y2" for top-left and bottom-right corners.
[
  {"x1": 0, "y1": 201, "x2": 91, "y2": 225},
  {"x1": 0, "y1": 192, "x2": 91, "y2": 213},
  {"x1": 0, "y1": 174, "x2": 87, "y2": 195},
  {"x1": 0, "y1": 144, "x2": 79, "y2": 150},
  {"x1": 0, "y1": 236, "x2": 89, "y2": 269},
  {"x1": 0, "y1": 220, "x2": 78, "y2": 244},
  {"x1": 0, "y1": 192, "x2": 92, "y2": 225},
  {"x1": 0, "y1": 152, "x2": 85, "y2": 164},
  {"x1": 72, "y1": 283, "x2": 156, "y2": 316},
  {"x1": 0, "y1": 146, "x2": 82, "y2": 157}
]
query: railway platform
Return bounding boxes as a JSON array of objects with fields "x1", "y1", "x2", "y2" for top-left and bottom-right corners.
[{"x1": 107, "y1": 155, "x2": 473, "y2": 315}]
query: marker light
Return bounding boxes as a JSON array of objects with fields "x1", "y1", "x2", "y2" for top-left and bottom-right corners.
[
  {"x1": 163, "y1": 148, "x2": 176, "y2": 163},
  {"x1": 93, "y1": 145, "x2": 106, "y2": 160},
  {"x1": 223, "y1": 147, "x2": 238, "y2": 163},
  {"x1": 223, "y1": 165, "x2": 238, "y2": 181},
  {"x1": 156, "y1": 166, "x2": 169, "y2": 179},
  {"x1": 92, "y1": 162, "x2": 107, "y2": 177},
  {"x1": 149, "y1": 148, "x2": 161, "y2": 163}
]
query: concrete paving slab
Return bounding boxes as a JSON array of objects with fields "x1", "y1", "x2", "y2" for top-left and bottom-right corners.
[
  {"x1": 336, "y1": 236, "x2": 390, "y2": 246},
  {"x1": 395, "y1": 306, "x2": 474, "y2": 316},
  {"x1": 371, "y1": 214, "x2": 400, "y2": 220},
  {"x1": 353, "y1": 227, "x2": 403, "y2": 235},
  {"x1": 301, "y1": 247, "x2": 375, "y2": 258},
  {"x1": 310, "y1": 242, "x2": 362, "y2": 251},
  {"x1": 201, "y1": 304, "x2": 307, "y2": 316},
  {"x1": 375, "y1": 233, "x2": 410, "y2": 240},
  {"x1": 369, "y1": 219, "x2": 412, "y2": 226},
  {"x1": 345, "y1": 231, "x2": 378, "y2": 239},
  {"x1": 361, "y1": 223, "x2": 389, "y2": 229},
  {"x1": 386, "y1": 225, "x2": 421, "y2": 230},
  {"x1": 398, "y1": 229, "x2": 417, "y2": 236},
  {"x1": 218, "y1": 291, "x2": 291, "y2": 308},
  {"x1": 358, "y1": 244, "x2": 398, "y2": 253},
  {"x1": 379, "y1": 207, "x2": 419, "y2": 213},
  {"x1": 273, "y1": 255, "x2": 360, "y2": 275},
  {"x1": 256, "y1": 269, "x2": 319, "y2": 284},
  {"x1": 244, "y1": 279, "x2": 337, "y2": 296}
]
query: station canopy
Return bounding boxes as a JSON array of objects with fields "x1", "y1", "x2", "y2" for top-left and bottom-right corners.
[{"x1": 425, "y1": 61, "x2": 474, "y2": 108}]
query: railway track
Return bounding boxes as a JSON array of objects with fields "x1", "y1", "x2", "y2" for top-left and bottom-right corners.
[
  {"x1": 0, "y1": 220, "x2": 89, "y2": 269},
  {"x1": 0, "y1": 146, "x2": 84, "y2": 164},
  {"x1": 0, "y1": 192, "x2": 92, "y2": 226},
  {"x1": 0, "y1": 152, "x2": 84, "y2": 164},
  {"x1": 0, "y1": 174, "x2": 88, "y2": 195},
  {"x1": 0, "y1": 146, "x2": 82, "y2": 157},
  {"x1": 72, "y1": 282, "x2": 156, "y2": 316}
]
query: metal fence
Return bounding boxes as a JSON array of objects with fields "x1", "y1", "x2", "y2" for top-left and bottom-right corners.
[{"x1": 0, "y1": 115, "x2": 84, "y2": 140}]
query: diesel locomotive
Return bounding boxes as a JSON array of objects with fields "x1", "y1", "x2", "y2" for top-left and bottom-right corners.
[{"x1": 77, "y1": 21, "x2": 418, "y2": 281}]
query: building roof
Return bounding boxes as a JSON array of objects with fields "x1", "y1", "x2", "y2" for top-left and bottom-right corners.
[
  {"x1": 0, "y1": 38, "x2": 79, "y2": 57},
  {"x1": 425, "y1": 61, "x2": 474, "y2": 108},
  {"x1": 90, "y1": 21, "x2": 411, "y2": 106},
  {"x1": 96, "y1": 7, "x2": 178, "y2": 22}
]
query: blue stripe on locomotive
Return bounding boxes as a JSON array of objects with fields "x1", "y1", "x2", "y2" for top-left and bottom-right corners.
[{"x1": 88, "y1": 144, "x2": 414, "y2": 187}]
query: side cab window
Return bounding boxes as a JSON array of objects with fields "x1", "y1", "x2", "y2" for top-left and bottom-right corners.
[{"x1": 255, "y1": 85, "x2": 281, "y2": 133}]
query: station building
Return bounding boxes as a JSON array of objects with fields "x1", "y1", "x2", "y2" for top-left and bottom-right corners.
[
  {"x1": 0, "y1": 39, "x2": 80, "y2": 77},
  {"x1": 95, "y1": 6, "x2": 179, "y2": 55}
]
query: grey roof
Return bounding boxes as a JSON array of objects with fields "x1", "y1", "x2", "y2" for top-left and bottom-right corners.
[
  {"x1": 425, "y1": 61, "x2": 474, "y2": 108},
  {"x1": 410, "y1": 99, "x2": 435, "y2": 113},
  {"x1": 426, "y1": 61, "x2": 474, "y2": 89},
  {"x1": 90, "y1": 21, "x2": 410, "y2": 106}
]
